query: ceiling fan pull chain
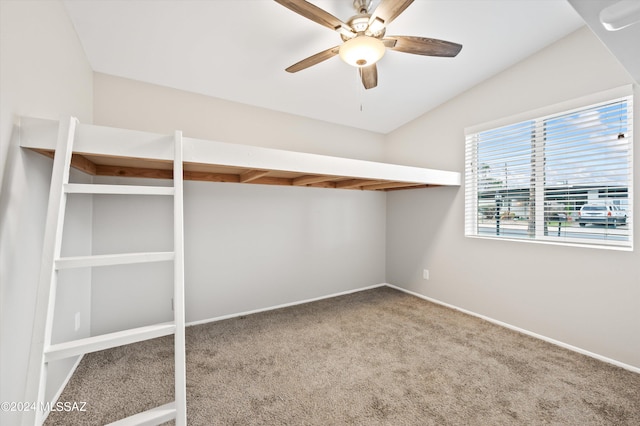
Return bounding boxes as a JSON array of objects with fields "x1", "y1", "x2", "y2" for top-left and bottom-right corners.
[{"x1": 358, "y1": 71, "x2": 365, "y2": 112}]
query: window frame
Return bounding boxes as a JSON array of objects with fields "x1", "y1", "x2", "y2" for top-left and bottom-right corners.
[{"x1": 464, "y1": 86, "x2": 634, "y2": 251}]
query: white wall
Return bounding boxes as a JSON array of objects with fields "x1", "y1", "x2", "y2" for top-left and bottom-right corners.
[
  {"x1": 93, "y1": 73, "x2": 386, "y2": 162},
  {"x1": 183, "y1": 182, "x2": 386, "y2": 323},
  {"x1": 90, "y1": 76, "x2": 387, "y2": 333},
  {"x1": 90, "y1": 178, "x2": 174, "y2": 335},
  {"x1": 385, "y1": 27, "x2": 640, "y2": 369},
  {"x1": 0, "y1": 1, "x2": 93, "y2": 424}
]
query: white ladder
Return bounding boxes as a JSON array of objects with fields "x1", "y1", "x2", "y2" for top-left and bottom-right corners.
[{"x1": 23, "y1": 117, "x2": 187, "y2": 425}]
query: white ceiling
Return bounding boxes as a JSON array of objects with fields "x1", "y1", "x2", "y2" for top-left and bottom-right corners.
[{"x1": 63, "y1": 0, "x2": 586, "y2": 134}]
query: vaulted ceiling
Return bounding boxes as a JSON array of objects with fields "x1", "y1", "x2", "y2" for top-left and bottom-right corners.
[{"x1": 63, "y1": 1, "x2": 591, "y2": 133}]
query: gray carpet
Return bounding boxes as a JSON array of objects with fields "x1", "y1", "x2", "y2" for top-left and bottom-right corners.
[{"x1": 45, "y1": 287, "x2": 640, "y2": 425}]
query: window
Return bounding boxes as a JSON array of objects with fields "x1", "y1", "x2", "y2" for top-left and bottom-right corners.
[{"x1": 465, "y1": 88, "x2": 633, "y2": 249}]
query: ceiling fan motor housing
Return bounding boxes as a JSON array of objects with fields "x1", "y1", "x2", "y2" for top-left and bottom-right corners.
[{"x1": 340, "y1": 14, "x2": 386, "y2": 41}]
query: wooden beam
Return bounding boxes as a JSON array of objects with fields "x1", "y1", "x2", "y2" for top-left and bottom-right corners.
[
  {"x1": 184, "y1": 171, "x2": 239, "y2": 183},
  {"x1": 361, "y1": 181, "x2": 426, "y2": 191},
  {"x1": 249, "y1": 176, "x2": 293, "y2": 186},
  {"x1": 307, "y1": 181, "x2": 337, "y2": 189},
  {"x1": 335, "y1": 179, "x2": 381, "y2": 189},
  {"x1": 70, "y1": 154, "x2": 97, "y2": 175},
  {"x1": 385, "y1": 184, "x2": 436, "y2": 191},
  {"x1": 292, "y1": 175, "x2": 337, "y2": 186},
  {"x1": 96, "y1": 165, "x2": 173, "y2": 180},
  {"x1": 30, "y1": 149, "x2": 97, "y2": 175},
  {"x1": 31, "y1": 148, "x2": 55, "y2": 160},
  {"x1": 240, "y1": 169, "x2": 269, "y2": 183}
]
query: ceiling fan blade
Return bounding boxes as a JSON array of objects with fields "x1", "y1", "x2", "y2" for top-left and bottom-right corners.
[
  {"x1": 285, "y1": 46, "x2": 341, "y2": 73},
  {"x1": 382, "y1": 38, "x2": 397, "y2": 48},
  {"x1": 385, "y1": 36, "x2": 462, "y2": 57},
  {"x1": 274, "y1": 0, "x2": 351, "y2": 33},
  {"x1": 368, "y1": 0, "x2": 414, "y2": 27},
  {"x1": 359, "y1": 64, "x2": 378, "y2": 90}
]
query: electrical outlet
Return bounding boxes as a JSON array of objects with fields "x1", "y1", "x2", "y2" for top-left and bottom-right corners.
[
  {"x1": 423, "y1": 269, "x2": 430, "y2": 280},
  {"x1": 74, "y1": 312, "x2": 81, "y2": 331}
]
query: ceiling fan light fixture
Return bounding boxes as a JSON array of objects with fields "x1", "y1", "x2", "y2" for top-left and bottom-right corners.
[{"x1": 339, "y1": 35, "x2": 385, "y2": 67}]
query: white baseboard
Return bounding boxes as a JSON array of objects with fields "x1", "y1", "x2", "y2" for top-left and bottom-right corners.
[
  {"x1": 386, "y1": 283, "x2": 640, "y2": 375},
  {"x1": 186, "y1": 283, "x2": 387, "y2": 327}
]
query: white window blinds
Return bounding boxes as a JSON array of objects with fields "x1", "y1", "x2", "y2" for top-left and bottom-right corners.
[{"x1": 465, "y1": 91, "x2": 633, "y2": 249}]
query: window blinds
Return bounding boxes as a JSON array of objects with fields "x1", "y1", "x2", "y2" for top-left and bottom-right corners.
[{"x1": 465, "y1": 93, "x2": 633, "y2": 249}]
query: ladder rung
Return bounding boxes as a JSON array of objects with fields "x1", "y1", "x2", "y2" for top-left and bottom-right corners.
[
  {"x1": 64, "y1": 183, "x2": 174, "y2": 195},
  {"x1": 106, "y1": 402, "x2": 176, "y2": 426},
  {"x1": 56, "y1": 252, "x2": 174, "y2": 269},
  {"x1": 45, "y1": 323, "x2": 176, "y2": 361}
]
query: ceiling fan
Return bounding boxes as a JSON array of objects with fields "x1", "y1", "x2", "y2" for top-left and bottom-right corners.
[{"x1": 274, "y1": 0, "x2": 463, "y2": 89}]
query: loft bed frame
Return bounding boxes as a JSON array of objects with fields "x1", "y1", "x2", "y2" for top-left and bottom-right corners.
[
  {"x1": 20, "y1": 116, "x2": 460, "y2": 424},
  {"x1": 19, "y1": 117, "x2": 460, "y2": 190}
]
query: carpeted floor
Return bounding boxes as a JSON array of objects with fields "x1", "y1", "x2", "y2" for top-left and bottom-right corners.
[{"x1": 45, "y1": 287, "x2": 640, "y2": 425}]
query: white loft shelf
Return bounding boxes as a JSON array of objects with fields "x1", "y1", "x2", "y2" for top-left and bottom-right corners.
[{"x1": 19, "y1": 116, "x2": 461, "y2": 190}]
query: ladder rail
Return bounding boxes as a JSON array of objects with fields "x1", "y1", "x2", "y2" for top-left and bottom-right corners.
[
  {"x1": 173, "y1": 131, "x2": 187, "y2": 426},
  {"x1": 23, "y1": 117, "x2": 78, "y2": 426}
]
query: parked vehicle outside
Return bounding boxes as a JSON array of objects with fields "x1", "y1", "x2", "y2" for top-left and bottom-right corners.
[{"x1": 578, "y1": 203, "x2": 627, "y2": 227}]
